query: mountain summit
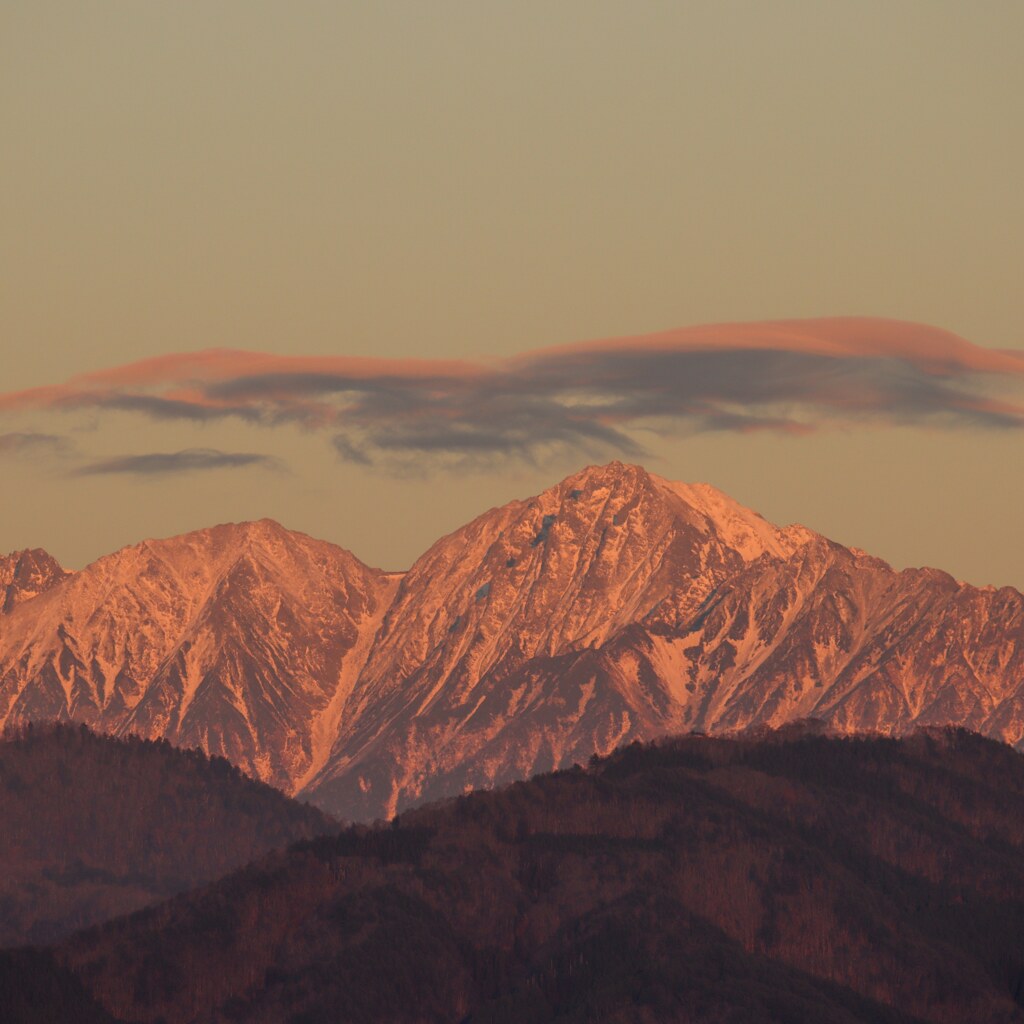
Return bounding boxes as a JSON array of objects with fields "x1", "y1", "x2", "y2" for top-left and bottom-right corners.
[
  {"x1": 308, "y1": 461, "x2": 818, "y2": 816},
  {"x1": 2, "y1": 463, "x2": 1023, "y2": 819},
  {"x1": 0, "y1": 520, "x2": 396, "y2": 790},
  {"x1": 0, "y1": 548, "x2": 69, "y2": 613}
]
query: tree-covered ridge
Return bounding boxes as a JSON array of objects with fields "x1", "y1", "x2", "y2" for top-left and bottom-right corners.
[
  {"x1": 27, "y1": 728, "x2": 1024, "y2": 1023},
  {"x1": 0, "y1": 723, "x2": 336, "y2": 945}
]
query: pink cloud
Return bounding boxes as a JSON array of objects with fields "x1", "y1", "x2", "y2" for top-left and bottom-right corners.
[{"x1": 519, "y1": 317, "x2": 1024, "y2": 377}]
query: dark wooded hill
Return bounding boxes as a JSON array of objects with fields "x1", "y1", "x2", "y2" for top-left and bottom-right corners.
[
  {"x1": 12, "y1": 728, "x2": 1024, "y2": 1024},
  {"x1": 0, "y1": 723, "x2": 335, "y2": 946}
]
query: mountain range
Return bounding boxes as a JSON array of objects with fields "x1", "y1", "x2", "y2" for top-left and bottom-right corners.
[{"x1": 2, "y1": 461, "x2": 1022, "y2": 820}]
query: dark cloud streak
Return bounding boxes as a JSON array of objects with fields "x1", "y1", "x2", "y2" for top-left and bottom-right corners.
[
  {"x1": 96, "y1": 394, "x2": 266, "y2": 424},
  {"x1": 73, "y1": 448, "x2": 284, "y2": 477},
  {"x1": 0, "y1": 432, "x2": 72, "y2": 459},
  {"x1": 327, "y1": 348, "x2": 1024, "y2": 467}
]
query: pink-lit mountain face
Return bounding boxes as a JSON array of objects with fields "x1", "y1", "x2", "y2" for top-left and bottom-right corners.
[
  {"x1": 0, "y1": 549, "x2": 69, "y2": 613},
  {"x1": 2, "y1": 463, "x2": 1023, "y2": 820},
  {"x1": 0, "y1": 521, "x2": 396, "y2": 791}
]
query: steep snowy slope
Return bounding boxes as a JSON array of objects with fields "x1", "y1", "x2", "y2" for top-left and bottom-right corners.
[
  {"x1": 0, "y1": 521, "x2": 395, "y2": 790},
  {"x1": 306, "y1": 462, "x2": 817, "y2": 816},
  {"x1": 0, "y1": 549, "x2": 69, "y2": 613},
  {"x1": 306, "y1": 464, "x2": 1024, "y2": 819},
  {"x1": 638, "y1": 537, "x2": 1024, "y2": 738}
]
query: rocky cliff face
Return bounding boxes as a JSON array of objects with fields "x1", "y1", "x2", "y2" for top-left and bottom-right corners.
[
  {"x1": 2, "y1": 463, "x2": 1023, "y2": 820},
  {"x1": 0, "y1": 549, "x2": 69, "y2": 613}
]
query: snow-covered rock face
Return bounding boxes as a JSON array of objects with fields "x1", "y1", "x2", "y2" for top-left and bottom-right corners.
[
  {"x1": 305, "y1": 462, "x2": 818, "y2": 816},
  {"x1": 361, "y1": 462, "x2": 809, "y2": 690},
  {"x1": 0, "y1": 521, "x2": 395, "y2": 791},
  {"x1": 0, "y1": 549, "x2": 69, "y2": 613},
  {"x1": 354, "y1": 462, "x2": 773, "y2": 700},
  {"x1": 3, "y1": 462, "x2": 1024, "y2": 821},
  {"x1": 305, "y1": 464, "x2": 1024, "y2": 819}
]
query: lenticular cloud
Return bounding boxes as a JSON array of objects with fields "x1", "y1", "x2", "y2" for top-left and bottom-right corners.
[{"x1": 2, "y1": 317, "x2": 1022, "y2": 469}]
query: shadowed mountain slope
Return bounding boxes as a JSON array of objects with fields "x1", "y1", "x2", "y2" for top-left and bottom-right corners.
[
  {"x1": 24, "y1": 729, "x2": 1024, "y2": 1024},
  {"x1": 0, "y1": 723, "x2": 335, "y2": 946}
]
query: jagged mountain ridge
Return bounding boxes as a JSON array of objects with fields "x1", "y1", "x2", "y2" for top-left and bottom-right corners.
[
  {"x1": 307, "y1": 463, "x2": 818, "y2": 816},
  {"x1": 305, "y1": 464, "x2": 1024, "y2": 818},
  {"x1": 1, "y1": 462, "x2": 1022, "y2": 820},
  {"x1": 0, "y1": 520, "x2": 395, "y2": 791}
]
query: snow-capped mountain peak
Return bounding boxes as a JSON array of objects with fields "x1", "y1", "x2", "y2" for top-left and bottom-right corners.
[
  {"x1": 652, "y1": 475, "x2": 814, "y2": 561},
  {"x1": 0, "y1": 520, "x2": 393, "y2": 790},
  {"x1": 0, "y1": 548, "x2": 69, "y2": 614}
]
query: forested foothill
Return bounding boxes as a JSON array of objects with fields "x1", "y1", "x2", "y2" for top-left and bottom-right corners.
[
  {"x1": 0, "y1": 723, "x2": 335, "y2": 946},
  {"x1": 2, "y1": 727, "x2": 1020, "y2": 1022}
]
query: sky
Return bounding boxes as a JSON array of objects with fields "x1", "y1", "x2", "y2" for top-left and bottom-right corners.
[{"x1": 2, "y1": 2, "x2": 1023, "y2": 587}]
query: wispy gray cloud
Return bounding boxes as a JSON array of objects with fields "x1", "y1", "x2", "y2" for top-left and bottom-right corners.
[
  {"x1": 0, "y1": 432, "x2": 71, "y2": 458},
  {"x1": 73, "y1": 448, "x2": 284, "y2": 477},
  {"x1": 3, "y1": 318, "x2": 1023, "y2": 471},
  {"x1": 95, "y1": 393, "x2": 266, "y2": 424},
  {"x1": 330, "y1": 391, "x2": 644, "y2": 472}
]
